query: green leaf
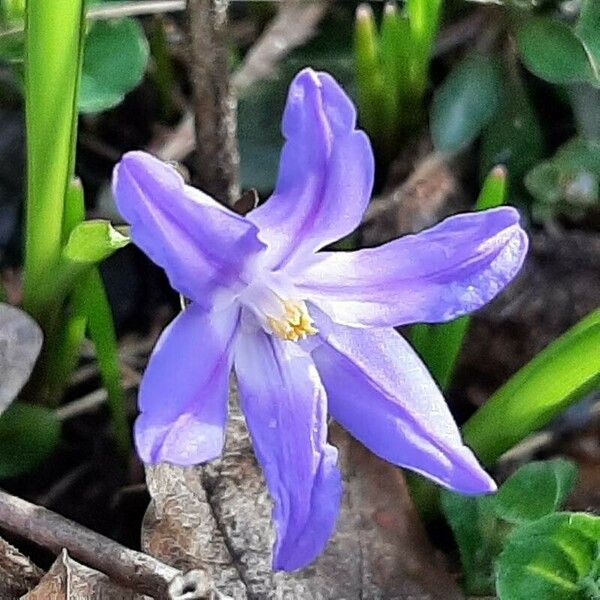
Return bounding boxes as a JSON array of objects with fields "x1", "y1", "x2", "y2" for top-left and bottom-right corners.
[
  {"x1": 406, "y1": 0, "x2": 442, "y2": 96},
  {"x1": 29, "y1": 220, "x2": 129, "y2": 319},
  {"x1": 575, "y1": 0, "x2": 600, "y2": 82},
  {"x1": 63, "y1": 219, "x2": 129, "y2": 264},
  {"x1": 463, "y1": 308, "x2": 600, "y2": 465},
  {"x1": 480, "y1": 65, "x2": 544, "y2": 192},
  {"x1": 516, "y1": 17, "x2": 598, "y2": 86},
  {"x1": 525, "y1": 137, "x2": 600, "y2": 220},
  {"x1": 496, "y1": 513, "x2": 600, "y2": 600},
  {"x1": 0, "y1": 403, "x2": 60, "y2": 478},
  {"x1": 78, "y1": 268, "x2": 131, "y2": 459},
  {"x1": 495, "y1": 459, "x2": 578, "y2": 525},
  {"x1": 476, "y1": 164, "x2": 509, "y2": 210},
  {"x1": 354, "y1": 4, "x2": 381, "y2": 133},
  {"x1": 79, "y1": 17, "x2": 149, "y2": 113},
  {"x1": 431, "y1": 54, "x2": 503, "y2": 153},
  {"x1": 441, "y1": 492, "x2": 502, "y2": 595},
  {"x1": 0, "y1": 27, "x2": 22, "y2": 62}
]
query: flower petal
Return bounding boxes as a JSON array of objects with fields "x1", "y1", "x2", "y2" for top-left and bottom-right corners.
[
  {"x1": 310, "y1": 311, "x2": 495, "y2": 494},
  {"x1": 113, "y1": 151, "x2": 266, "y2": 309},
  {"x1": 296, "y1": 207, "x2": 528, "y2": 328},
  {"x1": 234, "y1": 329, "x2": 342, "y2": 571},
  {"x1": 135, "y1": 303, "x2": 239, "y2": 465},
  {"x1": 247, "y1": 69, "x2": 374, "y2": 269}
]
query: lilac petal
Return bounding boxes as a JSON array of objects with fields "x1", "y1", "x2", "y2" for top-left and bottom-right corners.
[
  {"x1": 113, "y1": 151, "x2": 265, "y2": 310},
  {"x1": 135, "y1": 303, "x2": 239, "y2": 465},
  {"x1": 310, "y1": 310, "x2": 495, "y2": 494},
  {"x1": 296, "y1": 207, "x2": 528, "y2": 328},
  {"x1": 234, "y1": 330, "x2": 342, "y2": 571},
  {"x1": 247, "y1": 69, "x2": 374, "y2": 270}
]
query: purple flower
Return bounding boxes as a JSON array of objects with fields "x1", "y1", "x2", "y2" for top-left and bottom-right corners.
[{"x1": 112, "y1": 69, "x2": 528, "y2": 571}]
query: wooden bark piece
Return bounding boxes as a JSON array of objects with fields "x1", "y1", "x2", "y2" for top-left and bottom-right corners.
[
  {"x1": 22, "y1": 549, "x2": 133, "y2": 600},
  {"x1": 143, "y1": 384, "x2": 463, "y2": 599},
  {"x1": 0, "y1": 535, "x2": 43, "y2": 598}
]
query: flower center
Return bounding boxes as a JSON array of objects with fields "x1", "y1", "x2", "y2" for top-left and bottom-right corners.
[
  {"x1": 237, "y1": 271, "x2": 318, "y2": 342},
  {"x1": 266, "y1": 300, "x2": 318, "y2": 342}
]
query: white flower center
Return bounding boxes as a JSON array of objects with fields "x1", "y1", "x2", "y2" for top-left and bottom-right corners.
[{"x1": 237, "y1": 271, "x2": 317, "y2": 342}]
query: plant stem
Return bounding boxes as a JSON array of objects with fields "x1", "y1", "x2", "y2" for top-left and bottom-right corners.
[{"x1": 23, "y1": 0, "x2": 85, "y2": 318}]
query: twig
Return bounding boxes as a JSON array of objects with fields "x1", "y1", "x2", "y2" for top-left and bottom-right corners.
[
  {"x1": 233, "y1": 0, "x2": 328, "y2": 89},
  {"x1": 0, "y1": 489, "x2": 179, "y2": 599},
  {"x1": 154, "y1": 0, "x2": 328, "y2": 163},
  {"x1": 186, "y1": 0, "x2": 239, "y2": 204}
]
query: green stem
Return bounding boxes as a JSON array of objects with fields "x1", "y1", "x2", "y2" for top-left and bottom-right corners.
[
  {"x1": 23, "y1": 0, "x2": 85, "y2": 318},
  {"x1": 81, "y1": 268, "x2": 131, "y2": 460}
]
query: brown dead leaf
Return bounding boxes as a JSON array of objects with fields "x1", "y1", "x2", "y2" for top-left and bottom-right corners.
[
  {"x1": 22, "y1": 549, "x2": 134, "y2": 600},
  {"x1": 0, "y1": 535, "x2": 43, "y2": 598},
  {"x1": 142, "y1": 382, "x2": 463, "y2": 600}
]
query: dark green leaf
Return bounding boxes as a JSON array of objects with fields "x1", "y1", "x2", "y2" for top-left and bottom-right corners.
[
  {"x1": 431, "y1": 54, "x2": 503, "y2": 153},
  {"x1": 525, "y1": 137, "x2": 600, "y2": 220},
  {"x1": 496, "y1": 513, "x2": 600, "y2": 600},
  {"x1": 0, "y1": 27, "x2": 22, "y2": 62},
  {"x1": 495, "y1": 459, "x2": 578, "y2": 525},
  {"x1": 441, "y1": 491, "x2": 502, "y2": 595},
  {"x1": 516, "y1": 17, "x2": 598, "y2": 86},
  {"x1": 80, "y1": 17, "x2": 149, "y2": 113},
  {"x1": 0, "y1": 403, "x2": 60, "y2": 478},
  {"x1": 576, "y1": 0, "x2": 600, "y2": 81},
  {"x1": 480, "y1": 66, "x2": 544, "y2": 192}
]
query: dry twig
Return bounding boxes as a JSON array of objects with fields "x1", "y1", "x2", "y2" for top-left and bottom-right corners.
[
  {"x1": 154, "y1": 0, "x2": 328, "y2": 163},
  {"x1": 186, "y1": 0, "x2": 239, "y2": 204},
  {"x1": 0, "y1": 489, "x2": 190, "y2": 599}
]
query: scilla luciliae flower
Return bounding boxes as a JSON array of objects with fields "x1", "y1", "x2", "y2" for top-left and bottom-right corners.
[{"x1": 113, "y1": 69, "x2": 528, "y2": 571}]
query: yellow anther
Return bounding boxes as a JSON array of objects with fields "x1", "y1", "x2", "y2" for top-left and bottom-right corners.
[{"x1": 267, "y1": 300, "x2": 318, "y2": 342}]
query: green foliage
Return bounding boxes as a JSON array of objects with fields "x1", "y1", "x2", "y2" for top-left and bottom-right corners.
[
  {"x1": 442, "y1": 459, "x2": 580, "y2": 595},
  {"x1": 353, "y1": 0, "x2": 443, "y2": 161},
  {"x1": 441, "y1": 492, "x2": 502, "y2": 594},
  {"x1": 496, "y1": 513, "x2": 600, "y2": 600},
  {"x1": 23, "y1": 0, "x2": 86, "y2": 318},
  {"x1": 18, "y1": 2, "x2": 131, "y2": 463},
  {"x1": 411, "y1": 166, "x2": 507, "y2": 389},
  {"x1": 463, "y1": 308, "x2": 600, "y2": 465},
  {"x1": 576, "y1": 0, "x2": 600, "y2": 79},
  {"x1": 0, "y1": 403, "x2": 61, "y2": 478},
  {"x1": 517, "y1": 18, "x2": 598, "y2": 86},
  {"x1": 63, "y1": 220, "x2": 129, "y2": 264},
  {"x1": 430, "y1": 54, "x2": 503, "y2": 154},
  {"x1": 525, "y1": 137, "x2": 600, "y2": 221},
  {"x1": 78, "y1": 268, "x2": 130, "y2": 460},
  {"x1": 80, "y1": 18, "x2": 149, "y2": 113},
  {"x1": 0, "y1": 11, "x2": 149, "y2": 114},
  {"x1": 480, "y1": 64, "x2": 544, "y2": 194},
  {"x1": 494, "y1": 459, "x2": 579, "y2": 525}
]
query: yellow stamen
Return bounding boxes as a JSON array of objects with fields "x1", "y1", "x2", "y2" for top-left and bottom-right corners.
[{"x1": 267, "y1": 300, "x2": 318, "y2": 342}]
